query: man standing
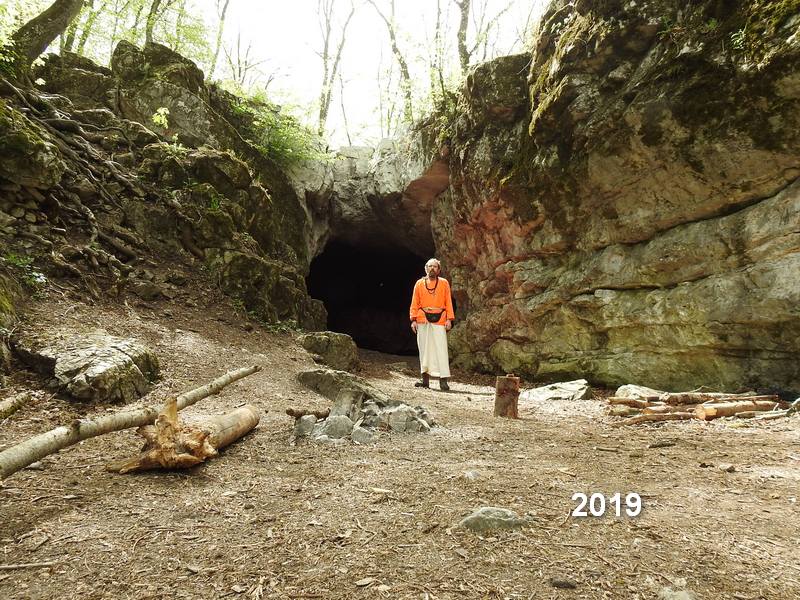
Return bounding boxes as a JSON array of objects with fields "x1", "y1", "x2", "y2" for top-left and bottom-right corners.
[{"x1": 410, "y1": 258, "x2": 455, "y2": 391}]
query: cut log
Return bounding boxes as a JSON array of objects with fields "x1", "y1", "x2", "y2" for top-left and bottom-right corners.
[
  {"x1": 0, "y1": 365, "x2": 261, "y2": 479},
  {"x1": 662, "y1": 393, "x2": 779, "y2": 406},
  {"x1": 608, "y1": 397, "x2": 660, "y2": 409},
  {"x1": 494, "y1": 374, "x2": 520, "y2": 418},
  {"x1": 0, "y1": 393, "x2": 31, "y2": 420},
  {"x1": 286, "y1": 407, "x2": 330, "y2": 420},
  {"x1": 613, "y1": 412, "x2": 695, "y2": 427},
  {"x1": 608, "y1": 405, "x2": 639, "y2": 417},
  {"x1": 106, "y1": 401, "x2": 260, "y2": 473},
  {"x1": 694, "y1": 400, "x2": 784, "y2": 421},
  {"x1": 643, "y1": 404, "x2": 699, "y2": 415}
]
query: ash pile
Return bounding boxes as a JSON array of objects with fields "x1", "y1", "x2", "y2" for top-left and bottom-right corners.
[{"x1": 291, "y1": 368, "x2": 435, "y2": 445}]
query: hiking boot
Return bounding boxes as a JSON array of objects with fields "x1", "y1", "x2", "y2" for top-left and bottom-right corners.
[
  {"x1": 415, "y1": 373, "x2": 430, "y2": 388},
  {"x1": 440, "y1": 379, "x2": 450, "y2": 391}
]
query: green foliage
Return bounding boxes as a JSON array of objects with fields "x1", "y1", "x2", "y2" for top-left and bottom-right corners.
[
  {"x1": 152, "y1": 107, "x2": 170, "y2": 129},
  {"x1": 730, "y1": 27, "x2": 747, "y2": 50},
  {"x1": 263, "y1": 318, "x2": 300, "y2": 334},
  {"x1": 1, "y1": 253, "x2": 46, "y2": 292},
  {"x1": 702, "y1": 18, "x2": 719, "y2": 33},
  {"x1": 223, "y1": 85, "x2": 327, "y2": 168}
]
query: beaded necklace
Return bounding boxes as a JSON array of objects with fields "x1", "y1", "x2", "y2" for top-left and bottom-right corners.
[{"x1": 424, "y1": 276, "x2": 439, "y2": 295}]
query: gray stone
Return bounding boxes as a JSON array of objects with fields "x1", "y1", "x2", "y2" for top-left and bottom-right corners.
[
  {"x1": 313, "y1": 434, "x2": 346, "y2": 446},
  {"x1": 14, "y1": 331, "x2": 159, "y2": 403},
  {"x1": 378, "y1": 405, "x2": 431, "y2": 433},
  {"x1": 520, "y1": 380, "x2": 592, "y2": 403},
  {"x1": 330, "y1": 388, "x2": 364, "y2": 419},
  {"x1": 351, "y1": 426, "x2": 375, "y2": 445},
  {"x1": 298, "y1": 331, "x2": 359, "y2": 371},
  {"x1": 293, "y1": 414, "x2": 317, "y2": 438},
  {"x1": 614, "y1": 384, "x2": 666, "y2": 400},
  {"x1": 297, "y1": 368, "x2": 396, "y2": 407},
  {"x1": 459, "y1": 507, "x2": 528, "y2": 533},
  {"x1": 314, "y1": 415, "x2": 354, "y2": 440}
]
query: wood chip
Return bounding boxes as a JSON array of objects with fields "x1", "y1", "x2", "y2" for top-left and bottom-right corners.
[{"x1": 355, "y1": 577, "x2": 376, "y2": 587}]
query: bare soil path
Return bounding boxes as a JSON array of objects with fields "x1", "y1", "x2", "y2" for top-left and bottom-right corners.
[{"x1": 1, "y1": 291, "x2": 798, "y2": 599}]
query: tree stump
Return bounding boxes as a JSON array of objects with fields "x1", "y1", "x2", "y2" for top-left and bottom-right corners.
[{"x1": 494, "y1": 374, "x2": 520, "y2": 419}]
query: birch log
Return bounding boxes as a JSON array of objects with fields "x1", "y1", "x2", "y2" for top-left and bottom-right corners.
[
  {"x1": 0, "y1": 393, "x2": 30, "y2": 420},
  {"x1": 0, "y1": 365, "x2": 261, "y2": 479},
  {"x1": 107, "y1": 401, "x2": 260, "y2": 473},
  {"x1": 694, "y1": 400, "x2": 784, "y2": 421}
]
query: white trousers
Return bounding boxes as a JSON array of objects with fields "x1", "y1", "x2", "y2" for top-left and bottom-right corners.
[{"x1": 417, "y1": 322, "x2": 450, "y2": 378}]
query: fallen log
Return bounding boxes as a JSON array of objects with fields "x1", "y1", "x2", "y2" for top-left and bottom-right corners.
[
  {"x1": 662, "y1": 393, "x2": 778, "y2": 406},
  {"x1": 0, "y1": 392, "x2": 30, "y2": 420},
  {"x1": 286, "y1": 407, "x2": 330, "y2": 420},
  {"x1": 107, "y1": 401, "x2": 260, "y2": 473},
  {"x1": 694, "y1": 400, "x2": 784, "y2": 421},
  {"x1": 607, "y1": 397, "x2": 658, "y2": 409},
  {"x1": 643, "y1": 404, "x2": 699, "y2": 415},
  {"x1": 0, "y1": 365, "x2": 261, "y2": 479},
  {"x1": 613, "y1": 412, "x2": 695, "y2": 427}
]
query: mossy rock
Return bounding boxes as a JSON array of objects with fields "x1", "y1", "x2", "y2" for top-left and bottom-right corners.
[{"x1": 0, "y1": 99, "x2": 66, "y2": 189}]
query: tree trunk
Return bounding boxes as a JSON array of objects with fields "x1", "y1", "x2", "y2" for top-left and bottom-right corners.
[
  {"x1": 209, "y1": 0, "x2": 231, "y2": 79},
  {"x1": 107, "y1": 401, "x2": 260, "y2": 473},
  {"x1": 75, "y1": 3, "x2": 104, "y2": 55},
  {"x1": 9, "y1": 0, "x2": 85, "y2": 78},
  {"x1": 145, "y1": 0, "x2": 163, "y2": 45},
  {"x1": 694, "y1": 400, "x2": 784, "y2": 421},
  {"x1": 455, "y1": 0, "x2": 471, "y2": 74},
  {"x1": 0, "y1": 365, "x2": 261, "y2": 479},
  {"x1": 494, "y1": 374, "x2": 519, "y2": 418},
  {"x1": 368, "y1": 0, "x2": 413, "y2": 123}
]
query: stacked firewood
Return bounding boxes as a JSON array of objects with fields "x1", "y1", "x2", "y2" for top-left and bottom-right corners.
[{"x1": 607, "y1": 389, "x2": 797, "y2": 426}]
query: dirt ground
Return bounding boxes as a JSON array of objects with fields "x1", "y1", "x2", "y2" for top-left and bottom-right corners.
[{"x1": 1, "y1": 284, "x2": 799, "y2": 600}]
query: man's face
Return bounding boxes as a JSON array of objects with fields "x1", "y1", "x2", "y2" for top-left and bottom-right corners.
[{"x1": 425, "y1": 261, "x2": 440, "y2": 277}]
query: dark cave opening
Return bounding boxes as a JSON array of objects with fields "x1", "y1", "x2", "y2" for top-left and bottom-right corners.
[{"x1": 307, "y1": 240, "x2": 426, "y2": 355}]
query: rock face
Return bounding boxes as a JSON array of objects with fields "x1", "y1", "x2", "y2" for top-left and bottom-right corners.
[
  {"x1": 14, "y1": 332, "x2": 160, "y2": 402},
  {"x1": 291, "y1": 133, "x2": 447, "y2": 258},
  {"x1": 298, "y1": 331, "x2": 359, "y2": 371},
  {"x1": 439, "y1": 1, "x2": 800, "y2": 391},
  {"x1": 22, "y1": 41, "x2": 325, "y2": 330}
]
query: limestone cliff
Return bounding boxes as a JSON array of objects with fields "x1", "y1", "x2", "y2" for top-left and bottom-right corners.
[{"x1": 438, "y1": 0, "x2": 800, "y2": 390}]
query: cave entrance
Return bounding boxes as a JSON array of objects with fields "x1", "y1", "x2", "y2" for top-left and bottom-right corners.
[{"x1": 307, "y1": 240, "x2": 425, "y2": 355}]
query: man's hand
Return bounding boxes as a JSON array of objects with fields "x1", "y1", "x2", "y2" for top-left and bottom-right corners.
[
  {"x1": 445, "y1": 319, "x2": 452, "y2": 331},
  {"x1": 411, "y1": 321, "x2": 418, "y2": 333}
]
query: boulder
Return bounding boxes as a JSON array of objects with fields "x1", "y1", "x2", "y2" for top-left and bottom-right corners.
[
  {"x1": 14, "y1": 332, "x2": 160, "y2": 403},
  {"x1": 298, "y1": 331, "x2": 359, "y2": 371},
  {"x1": 376, "y1": 405, "x2": 431, "y2": 433},
  {"x1": 297, "y1": 368, "x2": 396, "y2": 407},
  {"x1": 459, "y1": 507, "x2": 528, "y2": 533},
  {"x1": 0, "y1": 100, "x2": 65, "y2": 189},
  {"x1": 520, "y1": 380, "x2": 591, "y2": 403}
]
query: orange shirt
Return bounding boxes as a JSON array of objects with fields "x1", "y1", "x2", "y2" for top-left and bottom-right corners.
[{"x1": 410, "y1": 277, "x2": 455, "y2": 326}]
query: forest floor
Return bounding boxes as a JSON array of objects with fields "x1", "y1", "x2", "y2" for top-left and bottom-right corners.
[{"x1": 1, "y1": 280, "x2": 799, "y2": 600}]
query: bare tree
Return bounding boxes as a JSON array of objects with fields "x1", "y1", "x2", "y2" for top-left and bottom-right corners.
[
  {"x1": 316, "y1": 0, "x2": 356, "y2": 136},
  {"x1": 8, "y1": 0, "x2": 85, "y2": 78},
  {"x1": 223, "y1": 31, "x2": 264, "y2": 88},
  {"x1": 209, "y1": 0, "x2": 231, "y2": 79},
  {"x1": 367, "y1": 0, "x2": 413, "y2": 123},
  {"x1": 338, "y1": 70, "x2": 352, "y2": 146},
  {"x1": 145, "y1": 0, "x2": 162, "y2": 44},
  {"x1": 453, "y1": 0, "x2": 513, "y2": 74}
]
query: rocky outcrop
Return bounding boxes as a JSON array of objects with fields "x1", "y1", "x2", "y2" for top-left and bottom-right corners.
[
  {"x1": 9, "y1": 41, "x2": 325, "y2": 329},
  {"x1": 14, "y1": 331, "x2": 160, "y2": 402},
  {"x1": 291, "y1": 132, "x2": 448, "y2": 258},
  {"x1": 439, "y1": 0, "x2": 800, "y2": 390}
]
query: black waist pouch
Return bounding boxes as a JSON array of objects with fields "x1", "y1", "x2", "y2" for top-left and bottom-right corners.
[{"x1": 423, "y1": 310, "x2": 444, "y2": 323}]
